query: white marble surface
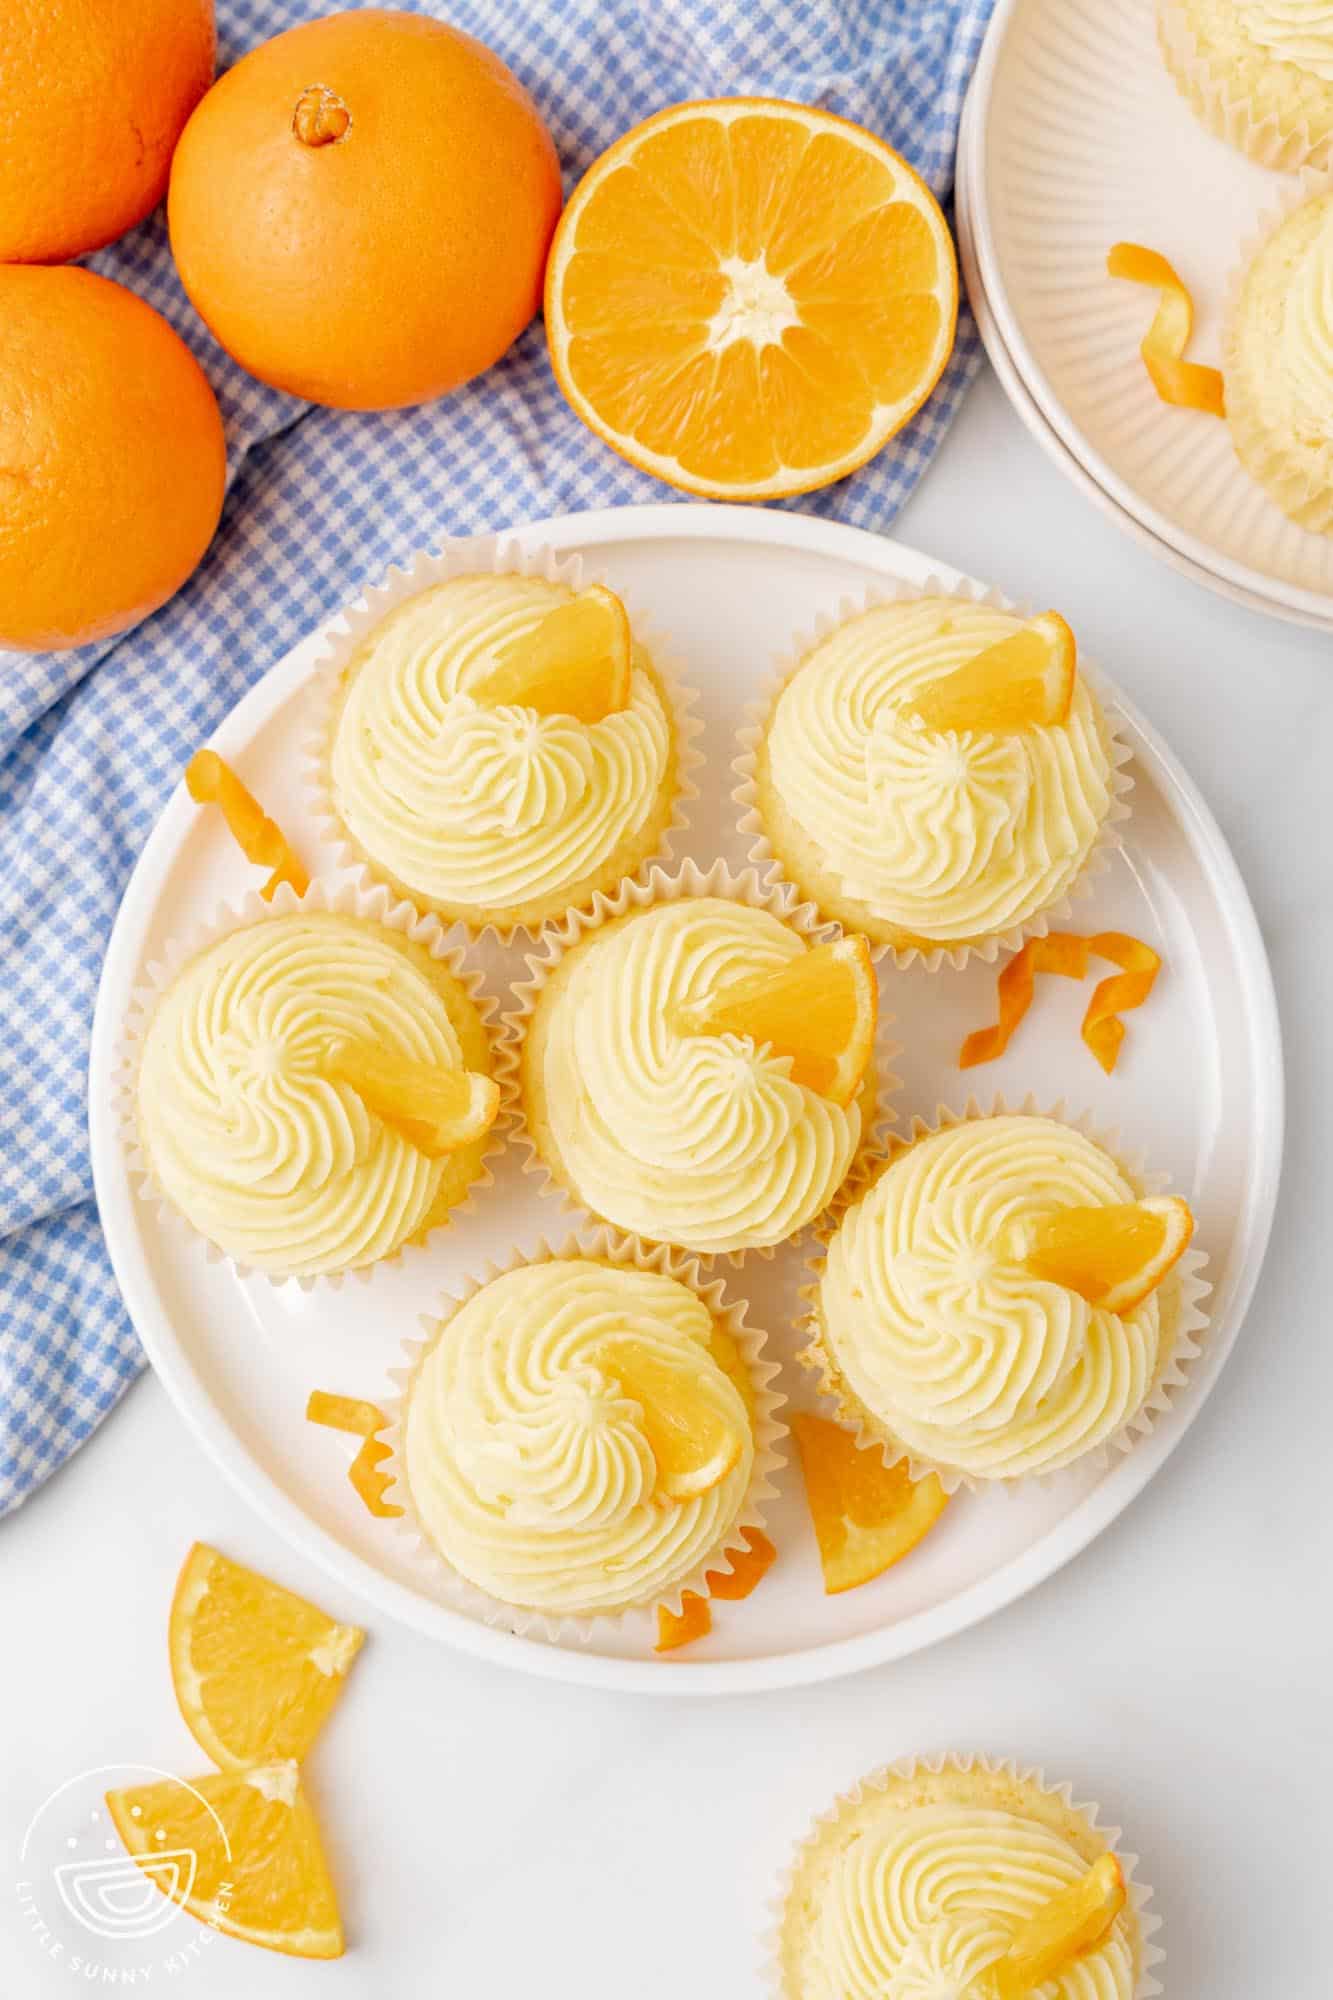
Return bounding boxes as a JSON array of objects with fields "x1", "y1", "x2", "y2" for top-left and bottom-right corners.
[{"x1": 2, "y1": 370, "x2": 1329, "y2": 1999}]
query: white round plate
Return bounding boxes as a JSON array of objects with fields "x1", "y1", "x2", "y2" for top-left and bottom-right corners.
[
  {"x1": 89, "y1": 504, "x2": 1282, "y2": 1694},
  {"x1": 966, "y1": 0, "x2": 1333, "y2": 622}
]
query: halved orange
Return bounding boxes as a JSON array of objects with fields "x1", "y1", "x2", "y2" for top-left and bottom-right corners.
[
  {"x1": 669, "y1": 934, "x2": 875, "y2": 1107},
  {"x1": 791, "y1": 1412, "x2": 949, "y2": 1594},
  {"x1": 973, "y1": 1853, "x2": 1126, "y2": 2000},
  {"x1": 471, "y1": 584, "x2": 632, "y2": 722},
  {"x1": 105, "y1": 1762, "x2": 343, "y2": 1960},
  {"x1": 597, "y1": 1339, "x2": 746, "y2": 1501},
  {"x1": 318, "y1": 1039, "x2": 500, "y2": 1158},
  {"x1": 169, "y1": 1544, "x2": 363, "y2": 1770},
  {"x1": 1012, "y1": 1196, "x2": 1194, "y2": 1315},
  {"x1": 905, "y1": 613, "x2": 1076, "y2": 734},
  {"x1": 545, "y1": 99, "x2": 958, "y2": 500}
]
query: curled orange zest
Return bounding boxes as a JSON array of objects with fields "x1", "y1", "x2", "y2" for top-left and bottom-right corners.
[
  {"x1": 960, "y1": 931, "x2": 1161, "y2": 1075},
  {"x1": 1081, "y1": 932, "x2": 1161, "y2": 1074},
  {"x1": 656, "y1": 1592, "x2": 711, "y2": 1652},
  {"x1": 186, "y1": 748, "x2": 310, "y2": 901},
  {"x1": 704, "y1": 1527, "x2": 777, "y2": 1601},
  {"x1": 306, "y1": 1389, "x2": 403, "y2": 1519},
  {"x1": 1107, "y1": 243, "x2": 1226, "y2": 417}
]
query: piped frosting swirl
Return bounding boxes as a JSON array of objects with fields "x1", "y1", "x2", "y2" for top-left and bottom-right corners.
[{"x1": 1236, "y1": 0, "x2": 1333, "y2": 81}]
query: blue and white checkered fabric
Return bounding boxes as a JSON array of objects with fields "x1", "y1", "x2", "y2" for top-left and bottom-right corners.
[{"x1": 0, "y1": 0, "x2": 994, "y2": 1514}]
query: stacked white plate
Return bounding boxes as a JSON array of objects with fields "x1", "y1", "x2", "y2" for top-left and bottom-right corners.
[{"x1": 956, "y1": 0, "x2": 1333, "y2": 632}]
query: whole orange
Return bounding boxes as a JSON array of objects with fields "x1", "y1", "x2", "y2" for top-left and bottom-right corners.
[
  {"x1": 168, "y1": 9, "x2": 563, "y2": 409},
  {"x1": 0, "y1": 0, "x2": 215, "y2": 263},
  {"x1": 0, "y1": 267, "x2": 226, "y2": 653}
]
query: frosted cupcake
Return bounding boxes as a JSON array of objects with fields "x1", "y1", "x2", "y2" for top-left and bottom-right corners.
[
  {"x1": 317, "y1": 565, "x2": 688, "y2": 934},
  {"x1": 741, "y1": 598, "x2": 1122, "y2": 961},
  {"x1": 398, "y1": 1250, "x2": 781, "y2": 1619},
  {"x1": 806, "y1": 1111, "x2": 1204, "y2": 1484},
  {"x1": 776, "y1": 1754, "x2": 1154, "y2": 2000},
  {"x1": 1226, "y1": 185, "x2": 1333, "y2": 533},
  {"x1": 1160, "y1": 0, "x2": 1333, "y2": 169},
  {"x1": 132, "y1": 897, "x2": 498, "y2": 1279}
]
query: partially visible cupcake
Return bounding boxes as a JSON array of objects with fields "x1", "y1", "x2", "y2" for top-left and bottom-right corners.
[
  {"x1": 739, "y1": 596, "x2": 1124, "y2": 964},
  {"x1": 1160, "y1": 0, "x2": 1333, "y2": 170},
  {"x1": 806, "y1": 1109, "x2": 1206, "y2": 1485},
  {"x1": 130, "y1": 890, "x2": 499, "y2": 1279},
  {"x1": 775, "y1": 1754, "x2": 1155, "y2": 2000},
  {"x1": 1226, "y1": 184, "x2": 1333, "y2": 534}
]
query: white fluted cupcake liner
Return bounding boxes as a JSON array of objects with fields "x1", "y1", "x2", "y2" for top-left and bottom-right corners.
[
  {"x1": 494, "y1": 857, "x2": 902, "y2": 1268},
  {"x1": 117, "y1": 875, "x2": 508, "y2": 1291},
  {"x1": 731, "y1": 577, "x2": 1135, "y2": 973},
  {"x1": 1158, "y1": 0, "x2": 1333, "y2": 172},
  {"x1": 765, "y1": 1750, "x2": 1163, "y2": 2000},
  {"x1": 303, "y1": 532, "x2": 705, "y2": 944},
  {"x1": 797, "y1": 1095, "x2": 1212, "y2": 1494},
  {"x1": 377, "y1": 1224, "x2": 787, "y2": 1646}
]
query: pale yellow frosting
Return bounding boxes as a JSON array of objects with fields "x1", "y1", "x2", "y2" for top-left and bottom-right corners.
[
  {"x1": 136, "y1": 914, "x2": 479, "y2": 1276},
  {"x1": 1235, "y1": 0, "x2": 1333, "y2": 80},
  {"x1": 529, "y1": 899, "x2": 863, "y2": 1254},
  {"x1": 403, "y1": 1260, "x2": 755, "y2": 1613},
  {"x1": 1276, "y1": 198, "x2": 1333, "y2": 425},
  {"x1": 328, "y1": 575, "x2": 673, "y2": 916},
  {"x1": 765, "y1": 601, "x2": 1113, "y2": 944},
  {"x1": 820, "y1": 1116, "x2": 1171, "y2": 1479}
]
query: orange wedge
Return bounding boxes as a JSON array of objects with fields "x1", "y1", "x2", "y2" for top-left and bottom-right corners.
[
  {"x1": 471, "y1": 584, "x2": 632, "y2": 722},
  {"x1": 169, "y1": 1544, "x2": 363, "y2": 1770},
  {"x1": 1012, "y1": 1196, "x2": 1194, "y2": 1315},
  {"x1": 545, "y1": 99, "x2": 958, "y2": 501},
  {"x1": 105, "y1": 1762, "x2": 342, "y2": 1960},
  {"x1": 318, "y1": 1039, "x2": 499, "y2": 1158},
  {"x1": 597, "y1": 1339, "x2": 745, "y2": 1501},
  {"x1": 791, "y1": 1413, "x2": 949, "y2": 1594},
  {"x1": 905, "y1": 613, "x2": 1076, "y2": 734},
  {"x1": 669, "y1": 934, "x2": 875, "y2": 1107},
  {"x1": 972, "y1": 1853, "x2": 1126, "y2": 2000}
]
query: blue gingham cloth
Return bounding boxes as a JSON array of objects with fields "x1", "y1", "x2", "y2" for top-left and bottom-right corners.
[{"x1": 0, "y1": 0, "x2": 994, "y2": 1515}]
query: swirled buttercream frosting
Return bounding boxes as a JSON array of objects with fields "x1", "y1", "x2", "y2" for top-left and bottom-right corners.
[
  {"x1": 525, "y1": 899, "x2": 864, "y2": 1254},
  {"x1": 136, "y1": 914, "x2": 488, "y2": 1276},
  {"x1": 762, "y1": 601, "x2": 1113, "y2": 944},
  {"x1": 818, "y1": 1116, "x2": 1174, "y2": 1479},
  {"x1": 404, "y1": 1259, "x2": 756, "y2": 1613},
  {"x1": 1227, "y1": 190, "x2": 1333, "y2": 529},
  {"x1": 327, "y1": 575, "x2": 675, "y2": 921},
  {"x1": 781, "y1": 1769, "x2": 1136, "y2": 2000},
  {"x1": 1235, "y1": 0, "x2": 1333, "y2": 81}
]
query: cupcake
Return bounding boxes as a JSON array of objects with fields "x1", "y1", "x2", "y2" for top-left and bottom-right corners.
[
  {"x1": 1160, "y1": 0, "x2": 1333, "y2": 170},
  {"x1": 510, "y1": 867, "x2": 883, "y2": 1258},
  {"x1": 805, "y1": 1109, "x2": 1206, "y2": 1485},
  {"x1": 739, "y1": 595, "x2": 1123, "y2": 964},
  {"x1": 314, "y1": 553, "x2": 692, "y2": 935},
  {"x1": 395, "y1": 1245, "x2": 782, "y2": 1621},
  {"x1": 1226, "y1": 184, "x2": 1333, "y2": 534},
  {"x1": 775, "y1": 1754, "x2": 1156, "y2": 2000},
  {"x1": 130, "y1": 889, "x2": 499, "y2": 1279}
]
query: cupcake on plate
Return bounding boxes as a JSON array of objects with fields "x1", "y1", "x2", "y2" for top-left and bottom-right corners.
[
  {"x1": 1160, "y1": 0, "x2": 1333, "y2": 170},
  {"x1": 775, "y1": 1753, "x2": 1157, "y2": 2000},
  {"x1": 394, "y1": 1241, "x2": 783, "y2": 1624},
  {"x1": 509, "y1": 864, "x2": 886, "y2": 1258},
  {"x1": 1226, "y1": 183, "x2": 1333, "y2": 533},
  {"x1": 805, "y1": 1108, "x2": 1208, "y2": 1485},
  {"x1": 738, "y1": 595, "x2": 1125, "y2": 965},
  {"x1": 129, "y1": 885, "x2": 500, "y2": 1280},
  {"x1": 313, "y1": 549, "x2": 694, "y2": 936}
]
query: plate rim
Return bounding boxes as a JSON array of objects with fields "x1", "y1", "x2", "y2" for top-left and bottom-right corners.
[{"x1": 88, "y1": 501, "x2": 1285, "y2": 1696}]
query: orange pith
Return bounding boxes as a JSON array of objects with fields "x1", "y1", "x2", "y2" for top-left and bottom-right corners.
[
  {"x1": 105, "y1": 1762, "x2": 343, "y2": 1960},
  {"x1": 597, "y1": 1339, "x2": 746, "y2": 1501},
  {"x1": 1014, "y1": 1197, "x2": 1194, "y2": 1315},
  {"x1": 169, "y1": 1544, "x2": 364, "y2": 1770},
  {"x1": 973, "y1": 1853, "x2": 1126, "y2": 2000},
  {"x1": 545, "y1": 99, "x2": 959, "y2": 500},
  {"x1": 317, "y1": 1038, "x2": 499, "y2": 1158},
  {"x1": 905, "y1": 613, "x2": 1076, "y2": 734},
  {"x1": 669, "y1": 935, "x2": 876, "y2": 1106},
  {"x1": 471, "y1": 584, "x2": 632, "y2": 722},
  {"x1": 791, "y1": 1413, "x2": 950, "y2": 1594}
]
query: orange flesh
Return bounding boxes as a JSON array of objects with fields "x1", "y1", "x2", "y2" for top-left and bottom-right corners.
[
  {"x1": 973, "y1": 1853, "x2": 1126, "y2": 2000},
  {"x1": 1018, "y1": 1197, "x2": 1194, "y2": 1314},
  {"x1": 597, "y1": 1339, "x2": 745, "y2": 1501},
  {"x1": 1107, "y1": 243, "x2": 1225, "y2": 417},
  {"x1": 905, "y1": 613, "x2": 1076, "y2": 734},
  {"x1": 792, "y1": 1412, "x2": 950, "y2": 1594},
  {"x1": 186, "y1": 750, "x2": 309, "y2": 901},
  {"x1": 959, "y1": 931, "x2": 1161, "y2": 1074},
  {"x1": 316, "y1": 1039, "x2": 499, "y2": 1158},
  {"x1": 471, "y1": 585, "x2": 633, "y2": 723},
  {"x1": 669, "y1": 934, "x2": 876, "y2": 1105}
]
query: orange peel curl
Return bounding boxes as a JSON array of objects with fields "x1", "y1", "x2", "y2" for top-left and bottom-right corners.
[
  {"x1": 186, "y1": 748, "x2": 309, "y2": 900},
  {"x1": 1107, "y1": 243, "x2": 1225, "y2": 417},
  {"x1": 960, "y1": 930, "x2": 1161, "y2": 1075},
  {"x1": 306, "y1": 1390, "x2": 403, "y2": 1519}
]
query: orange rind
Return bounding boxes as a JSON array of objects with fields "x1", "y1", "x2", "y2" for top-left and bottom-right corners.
[
  {"x1": 669, "y1": 934, "x2": 876, "y2": 1107},
  {"x1": 791, "y1": 1412, "x2": 949, "y2": 1594},
  {"x1": 306, "y1": 1391, "x2": 403, "y2": 1519},
  {"x1": 704, "y1": 1526, "x2": 777, "y2": 1600},
  {"x1": 905, "y1": 613, "x2": 1076, "y2": 734},
  {"x1": 960, "y1": 930, "x2": 1161, "y2": 1075},
  {"x1": 972, "y1": 1853, "x2": 1126, "y2": 2000},
  {"x1": 1107, "y1": 243, "x2": 1225, "y2": 417},
  {"x1": 317, "y1": 1038, "x2": 499, "y2": 1158},
  {"x1": 471, "y1": 584, "x2": 632, "y2": 723},
  {"x1": 1011, "y1": 1195, "x2": 1194, "y2": 1315},
  {"x1": 656, "y1": 1591, "x2": 711, "y2": 1652},
  {"x1": 185, "y1": 749, "x2": 309, "y2": 901}
]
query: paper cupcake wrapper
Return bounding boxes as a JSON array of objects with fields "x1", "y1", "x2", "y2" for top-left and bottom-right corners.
[
  {"x1": 731, "y1": 576, "x2": 1135, "y2": 973},
  {"x1": 1224, "y1": 166, "x2": 1333, "y2": 534},
  {"x1": 377, "y1": 1223, "x2": 787, "y2": 1646},
  {"x1": 495, "y1": 856, "x2": 903, "y2": 1268},
  {"x1": 1158, "y1": 0, "x2": 1333, "y2": 173},
  {"x1": 797, "y1": 1094, "x2": 1212, "y2": 1494},
  {"x1": 763, "y1": 1750, "x2": 1163, "y2": 2000},
  {"x1": 303, "y1": 532, "x2": 704, "y2": 944},
  {"x1": 117, "y1": 875, "x2": 508, "y2": 1291}
]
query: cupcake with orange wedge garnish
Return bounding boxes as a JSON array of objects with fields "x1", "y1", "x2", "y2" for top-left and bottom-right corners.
[
  {"x1": 737, "y1": 592, "x2": 1131, "y2": 968},
  {"x1": 803, "y1": 1106, "x2": 1209, "y2": 1487}
]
